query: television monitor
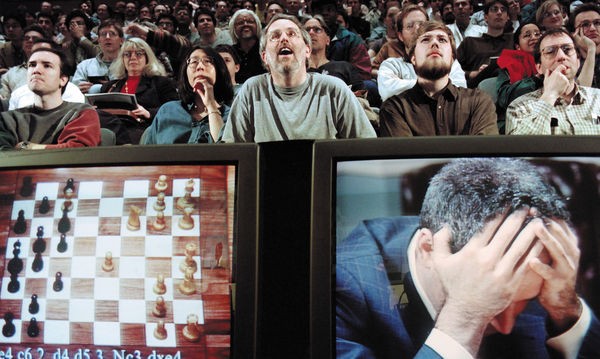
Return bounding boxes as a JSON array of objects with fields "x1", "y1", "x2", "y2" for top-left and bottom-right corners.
[
  {"x1": 311, "y1": 136, "x2": 600, "y2": 358},
  {"x1": 0, "y1": 144, "x2": 258, "y2": 359}
]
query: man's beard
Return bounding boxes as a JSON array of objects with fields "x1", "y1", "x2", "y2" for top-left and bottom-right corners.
[
  {"x1": 414, "y1": 58, "x2": 452, "y2": 81},
  {"x1": 267, "y1": 52, "x2": 302, "y2": 75}
]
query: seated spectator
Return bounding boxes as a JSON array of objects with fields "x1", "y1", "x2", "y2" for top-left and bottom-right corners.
[
  {"x1": 536, "y1": 0, "x2": 566, "y2": 31},
  {"x1": 142, "y1": 45, "x2": 234, "y2": 144},
  {"x1": 0, "y1": 14, "x2": 26, "y2": 75},
  {"x1": 446, "y1": 0, "x2": 485, "y2": 48},
  {"x1": 72, "y1": 19, "x2": 124, "y2": 94},
  {"x1": 221, "y1": 14, "x2": 376, "y2": 142},
  {"x1": 377, "y1": 20, "x2": 466, "y2": 102},
  {"x1": 215, "y1": 1, "x2": 232, "y2": 29},
  {"x1": 367, "y1": 6, "x2": 400, "y2": 60},
  {"x1": 215, "y1": 44, "x2": 242, "y2": 95},
  {"x1": 506, "y1": 28, "x2": 600, "y2": 135},
  {"x1": 380, "y1": 21, "x2": 498, "y2": 136},
  {"x1": 228, "y1": 9, "x2": 267, "y2": 83},
  {"x1": 98, "y1": 37, "x2": 179, "y2": 144},
  {"x1": 0, "y1": 25, "x2": 45, "y2": 100},
  {"x1": 304, "y1": 16, "x2": 364, "y2": 91},
  {"x1": 36, "y1": 12, "x2": 56, "y2": 39},
  {"x1": 571, "y1": 3, "x2": 600, "y2": 88},
  {"x1": 193, "y1": 9, "x2": 233, "y2": 47},
  {"x1": 457, "y1": 0, "x2": 513, "y2": 87},
  {"x1": 0, "y1": 48, "x2": 100, "y2": 149},
  {"x1": 62, "y1": 10, "x2": 100, "y2": 70},
  {"x1": 370, "y1": 5, "x2": 403, "y2": 76},
  {"x1": 264, "y1": 1, "x2": 286, "y2": 25},
  {"x1": 346, "y1": 0, "x2": 371, "y2": 40}
]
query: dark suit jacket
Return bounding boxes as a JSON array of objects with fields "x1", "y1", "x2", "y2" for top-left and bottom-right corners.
[
  {"x1": 100, "y1": 75, "x2": 178, "y2": 120},
  {"x1": 336, "y1": 216, "x2": 600, "y2": 358}
]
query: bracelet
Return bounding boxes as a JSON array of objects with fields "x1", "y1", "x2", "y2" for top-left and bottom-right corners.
[{"x1": 208, "y1": 110, "x2": 220, "y2": 116}]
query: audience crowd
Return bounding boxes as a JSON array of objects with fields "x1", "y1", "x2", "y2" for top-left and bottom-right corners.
[{"x1": 0, "y1": 0, "x2": 599, "y2": 148}]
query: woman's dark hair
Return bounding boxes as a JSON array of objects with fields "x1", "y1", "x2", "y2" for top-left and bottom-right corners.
[
  {"x1": 512, "y1": 21, "x2": 539, "y2": 49},
  {"x1": 178, "y1": 45, "x2": 234, "y2": 107}
]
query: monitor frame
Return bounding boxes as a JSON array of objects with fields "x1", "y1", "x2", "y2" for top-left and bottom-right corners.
[
  {"x1": 0, "y1": 144, "x2": 259, "y2": 359},
  {"x1": 310, "y1": 136, "x2": 600, "y2": 358}
]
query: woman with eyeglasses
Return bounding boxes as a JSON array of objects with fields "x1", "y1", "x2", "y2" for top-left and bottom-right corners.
[
  {"x1": 98, "y1": 37, "x2": 178, "y2": 144},
  {"x1": 141, "y1": 45, "x2": 234, "y2": 144},
  {"x1": 535, "y1": 0, "x2": 565, "y2": 30}
]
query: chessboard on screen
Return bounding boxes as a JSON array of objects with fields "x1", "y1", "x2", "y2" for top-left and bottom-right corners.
[{"x1": 0, "y1": 166, "x2": 234, "y2": 357}]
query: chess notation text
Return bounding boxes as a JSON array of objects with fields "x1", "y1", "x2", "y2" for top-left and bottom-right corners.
[{"x1": 0, "y1": 348, "x2": 181, "y2": 359}]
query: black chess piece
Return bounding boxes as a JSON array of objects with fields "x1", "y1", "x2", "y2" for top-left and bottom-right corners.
[
  {"x1": 39, "y1": 196, "x2": 50, "y2": 214},
  {"x1": 28, "y1": 294, "x2": 39, "y2": 314},
  {"x1": 13, "y1": 209, "x2": 27, "y2": 235},
  {"x1": 57, "y1": 209, "x2": 70, "y2": 234},
  {"x1": 57, "y1": 233, "x2": 68, "y2": 253},
  {"x1": 20, "y1": 176, "x2": 33, "y2": 197},
  {"x1": 7, "y1": 241, "x2": 23, "y2": 275},
  {"x1": 7, "y1": 273, "x2": 20, "y2": 293},
  {"x1": 27, "y1": 317, "x2": 39, "y2": 338},
  {"x1": 64, "y1": 178, "x2": 75, "y2": 194},
  {"x1": 53, "y1": 272, "x2": 63, "y2": 292},
  {"x1": 33, "y1": 227, "x2": 46, "y2": 254},
  {"x1": 2, "y1": 312, "x2": 15, "y2": 338},
  {"x1": 31, "y1": 252, "x2": 43, "y2": 272}
]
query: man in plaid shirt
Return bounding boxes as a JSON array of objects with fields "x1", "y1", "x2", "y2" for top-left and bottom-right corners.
[{"x1": 506, "y1": 28, "x2": 600, "y2": 135}]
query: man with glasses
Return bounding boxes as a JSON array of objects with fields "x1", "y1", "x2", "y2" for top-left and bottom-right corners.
[
  {"x1": 73, "y1": 20, "x2": 124, "y2": 94},
  {"x1": 506, "y1": 28, "x2": 600, "y2": 135},
  {"x1": 457, "y1": 0, "x2": 513, "y2": 87},
  {"x1": 572, "y1": 3, "x2": 600, "y2": 89},
  {"x1": 221, "y1": 14, "x2": 376, "y2": 142},
  {"x1": 228, "y1": 9, "x2": 267, "y2": 83}
]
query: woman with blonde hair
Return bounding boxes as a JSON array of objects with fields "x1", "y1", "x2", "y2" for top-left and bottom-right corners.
[{"x1": 99, "y1": 37, "x2": 179, "y2": 144}]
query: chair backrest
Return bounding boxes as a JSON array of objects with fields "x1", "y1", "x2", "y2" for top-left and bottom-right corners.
[
  {"x1": 477, "y1": 77, "x2": 498, "y2": 103},
  {"x1": 100, "y1": 128, "x2": 116, "y2": 146}
]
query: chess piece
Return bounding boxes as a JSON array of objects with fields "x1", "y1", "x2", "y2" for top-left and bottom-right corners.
[
  {"x1": 215, "y1": 242, "x2": 224, "y2": 268},
  {"x1": 33, "y1": 227, "x2": 46, "y2": 254},
  {"x1": 38, "y1": 196, "x2": 50, "y2": 214},
  {"x1": 179, "y1": 243, "x2": 198, "y2": 274},
  {"x1": 27, "y1": 317, "x2": 39, "y2": 337},
  {"x1": 178, "y1": 207, "x2": 194, "y2": 230},
  {"x1": 152, "y1": 296, "x2": 167, "y2": 317},
  {"x1": 53, "y1": 272, "x2": 63, "y2": 292},
  {"x1": 182, "y1": 314, "x2": 202, "y2": 342},
  {"x1": 153, "y1": 192, "x2": 166, "y2": 212},
  {"x1": 7, "y1": 241, "x2": 23, "y2": 275},
  {"x1": 102, "y1": 251, "x2": 114, "y2": 272},
  {"x1": 2, "y1": 312, "x2": 15, "y2": 338},
  {"x1": 178, "y1": 267, "x2": 196, "y2": 295},
  {"x1": 58, "y1": 209, "x2": 70, "y2": 234},
  {"x1": 28, "y1": 294, "x2": 39, "y2": 314},
  {"x1": 152, "y1": 210, "x2": 166, "y2": 231},
  {"x1": 32, "y1": 252, "x2": 44, "y2": 272},
  {"x1": 61, "y1": 188, "x2": 73, "y2": 212},
  {"x1": 7, "y1": 273, "x2": 20, "y2": 293},
  {"x1": 153, "y1": 274, "x2": 167, "y2": 295},
  {"x1": 64, "y1": 178, "x2": 75, "y2": 194},
  {"x1": 155, "y1": 175, "x2": 168, "y2": 193},
  {"x1": 13, "y1": 209, "x2": 27, "y2": 234},
  {"x1": 153, "y1": 319, "x2": 167, "y2": 340},
  {"x1": 127, "y1": 205, "x2": 142, "y2": 231},
  {"x1": 176, "y1": 179, "x2": 195, "y2": 211},
  {"x1": 20, "y1": 176, "x2": 33, "y2": 197},
  {"x1": 57, "y1": 233, "x2": 68, "y2": 253}
]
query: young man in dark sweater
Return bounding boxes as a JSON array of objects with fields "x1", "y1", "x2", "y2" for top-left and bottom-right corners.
[{"x1": 0, "y1": 47, "x2": 100, "y2": 150}]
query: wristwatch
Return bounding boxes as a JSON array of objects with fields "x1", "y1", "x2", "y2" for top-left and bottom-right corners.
[{"x1": 19, "y1": 141, "x2": 30, "y2": 150}]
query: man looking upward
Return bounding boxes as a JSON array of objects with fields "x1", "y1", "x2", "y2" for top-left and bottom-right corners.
[
  {"x1": 221, "y1": 14, "x2": 376, "y2": 142},
  {"x1": 0, "y1": 48, "x2": 100, "y2": 149}
]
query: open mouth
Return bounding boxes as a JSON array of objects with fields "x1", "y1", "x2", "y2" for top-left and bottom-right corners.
[{"x1": 278, "y1": 47, "x2": 293, "y2": 55}]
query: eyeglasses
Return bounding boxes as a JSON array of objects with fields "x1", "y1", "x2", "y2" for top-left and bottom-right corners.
[
  {"x1": 577, "y1": 19, "x2": 600, "y2": 31},
  {"x1": 267, "y1": 29, "x2": 301, "y2": 42},
  {"x1": 305, "y1": 26, "x2": 324, "y2": 34},
  {"x1": 235, "y1": 19, "x2": 255, "y2": 26},
  {"x1": 489, "y1": 5, "x2": 507, "y2": 13},
  {"x1": 540, "y1": 43, "x2": 575, "y2": 58},
  {"x1": 543, "y1": 9, "x2": 562, "y2": 18},
  {"x1": 521, "y1": 30, "x2": 541, "y2": 39},
  {"x1": 98, "y1": 30, "x2": 119, "y2": 38},
  {"x1": 123, "y1": 50, "x2": 146, "y2": 58},
  {"x1": 187, "y1": 56, "x2": 214, "y2": 68},
  {"x1": 404, "y1": 21, "x2": 425, "y2": 30}
]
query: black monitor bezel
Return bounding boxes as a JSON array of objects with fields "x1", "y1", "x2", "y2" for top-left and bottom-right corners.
[
  {"x1": 310, "y1": 136, "x2": 600, "y2": 358},
  {"x1": 0, "y1": 144, "x2": 259, "y2": 359}
]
